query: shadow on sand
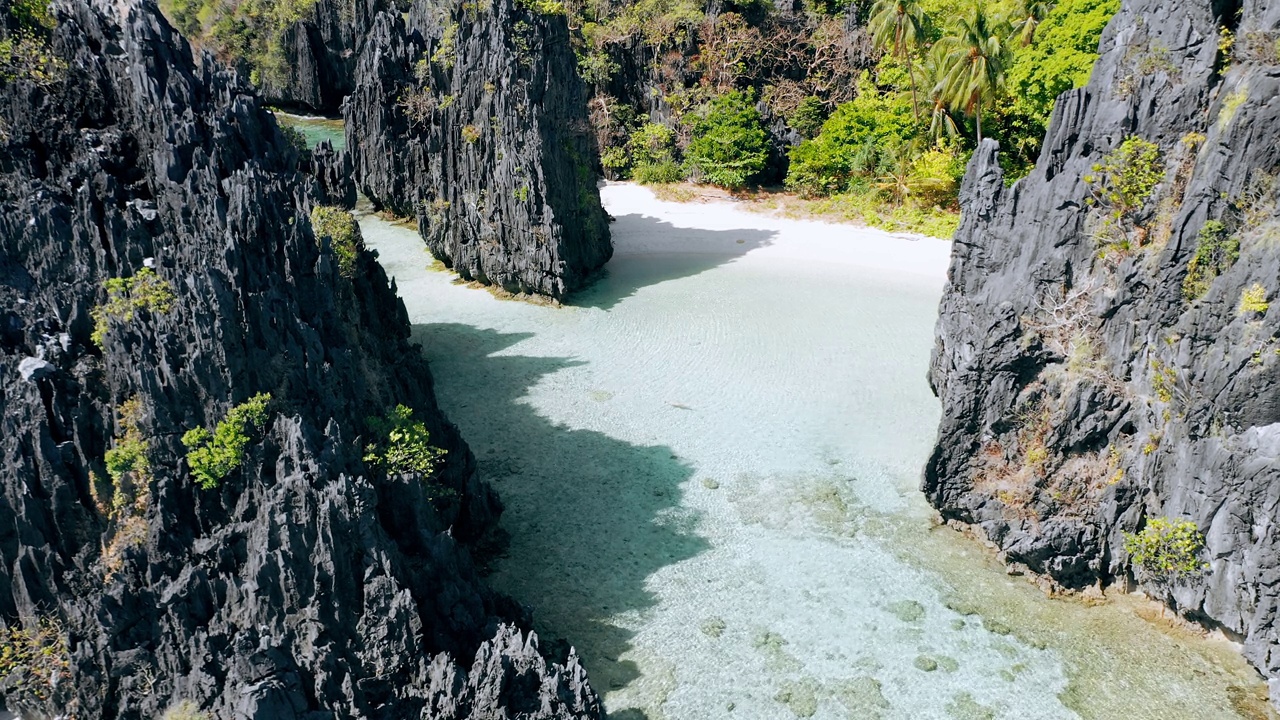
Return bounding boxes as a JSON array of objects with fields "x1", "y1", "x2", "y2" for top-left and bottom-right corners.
[
  {"x1": 412, "y1": 322, "x2": 710, "y2": 717},
  {"x1": 569, "y1": 212, "x2": 777, "y2": 310}
]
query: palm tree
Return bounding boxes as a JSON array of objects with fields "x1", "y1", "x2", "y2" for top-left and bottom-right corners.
[
  {"x1": 1011, "y1": 0, "x2": 1055, "y2": 46},
  {"x1": 868, "y1": 0, "x2": 930, "y2": 117},
  {"x1": 923, "y1": 47, "x2": 962, "y2": 142},
  {"x1": 937, "y1": 1, "x2": 1010, "y2": 143}
]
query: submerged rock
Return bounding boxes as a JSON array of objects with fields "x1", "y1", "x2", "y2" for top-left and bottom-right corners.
[
  {"x1": 0, "y1": 0, "x2": 600, "y2": 716},
  {"x1": 346, "y1": 0, "x2": 613, "y2": 299},
  {"x1": 927, "y1": 0, "x2": 1280, "y2": 693}
]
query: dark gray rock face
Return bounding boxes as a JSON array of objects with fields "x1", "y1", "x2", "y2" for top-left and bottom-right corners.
[
  {"x1": 927, "y1": 0, "x2": 1280, "y2": 690},
  {"x1": 346, "y1": 0, "x2": 613, "y2": 300},
  {"x1": 259, "y1": 0, "x2": 392, "y2": 113},
  {"x1": 0, "y1": 1, "x2": 601, "y2": 717}
]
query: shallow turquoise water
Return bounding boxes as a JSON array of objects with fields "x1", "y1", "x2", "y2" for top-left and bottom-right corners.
[
  {"x1": 360, "y1": 184, "x2": 1268, "y2": 719},
  {"x1": 274, "y1": 113, "x2": 345, "y2": 151}
]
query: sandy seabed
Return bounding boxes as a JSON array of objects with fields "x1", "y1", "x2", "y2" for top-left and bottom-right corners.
[{"x1": 361, "y1": 183, "x2": 1268, "y2": 720}]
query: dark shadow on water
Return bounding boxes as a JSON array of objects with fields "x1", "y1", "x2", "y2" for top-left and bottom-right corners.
[
  {"x1": 412, "y1": 322, "x2": 709, "y2": 707},
  {"x1": 569, "y1": 212, "x2": 777, "y2": 310}
]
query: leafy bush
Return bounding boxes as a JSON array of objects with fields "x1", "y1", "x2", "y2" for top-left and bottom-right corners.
[
  {"x1": 310, "y1": 206, "x2": 362, "y2": 279},
  {"x1": 183, "y1": 393, "x2": 273, "y2": 490},
  {"x1": 160, "y1": 0, "x2": 320, "y2": 86},
  {"x1": 624, "y1": 123, "x2": 683, "y2": 184},
  {"x1": 1238, "y1": 283, "x2": 1270, "y2": 316},
  {"x1": 1085, "y1": 136, "x2": 1164, "y2": 217},
  {"x1": 90, "y1": 268, "x2": 177, "y2": 346},
  {"x1": 461, "y1": 124, "x2": 482, "y2": 143},
  {"x1": 0, "y1": 618, "x2": 70, "y2": 707},
  {"x1": 1123, "y1": 517, "x2": 1207, "y2": 582},
  {"x1": 787, "y1": 96, "x2": 828, "y2": 139},
  {"x1": 104, "y1": 397, "x2": 151, "y2": 517},
  {"x1": 1003, "y1": 0, "x2": 1119, "y2": 138},
  {"x1": 1181, "y1": 220, "x2": 1239, "y2": 301},
  {"x1": 786, "y1": 73, "x2": 917, "y2": 197},
  {"x1": 684, "y1": 89, "x2": 769, "y2": 190},
  {"x1": 363, "y1": 405, "x2": 447, "y2": 477}
]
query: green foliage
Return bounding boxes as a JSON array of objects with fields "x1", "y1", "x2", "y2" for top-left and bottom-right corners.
[
  {"x1": 0, "y1": 618, "x2": 69, "y2": 707},
  {"x1": 624, "y1": 122, "x2": 682, "y2": 184},
  {"x1": 104, "y1": 397, "x2": 150, "y2": 517},
  {"x1": 1182, "y1": 221, "x2": 1239, "y2": 301},
  {"x1": 0, "y1": 29, "x2": 66, "y2": 87},
  {"x1": 90, "y1": 268, "x2": 177, "y2": 347},
  {"x1": 517, "y1": 0, "x2": 567, "y2": 14},
  {"x1": 788, "y1": 96, "x2": 828, "y2": 139},
  {"x1": 279, "y1": 124, "x2": 311, "y2": 157},
  {"x1": 310, "y1": 206, "x2": 362, "y2": 279},
  {"x1": 182, "y1": 393, "x2": 273, "y2": 490},
  {"x1": 1085, "y1": 136, "x2": 1163, "y2": 217},
  {"x1": 363, "y1": 405, "x2": 448, "y2": 477},
  {"x1": 160, "y1": 0, "x2": 319, "y2": 86},
  {"x1": 934, "y1": 2, "x2": 1011, "y2": 141},
  {"x1": 1123, "y1": 517, "x2": 1207, "y2": 582},
  {"x1": 577, "y1": 49, "x2": 618, "y2": 86},
  {"x1": 684, "y1": 89, "x2": 769, "y2": 189},
  {"x1": 9, "y1": 0, "x2": 56, "y2": 31},
  {"x1": 1003, "y1": 0, "x2": 1118, "y2": 148},
  {"x1": 786, "y1": 72, "x2": 918, "y2": 196},
  {"x1": 1238, "y1": 283, "x2": 1269, "y2": 316},
  {"x1": 461, "y1": 124, "x2": 482, "y2": 143}
]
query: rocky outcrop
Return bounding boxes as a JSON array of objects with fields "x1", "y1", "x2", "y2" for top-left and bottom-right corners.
[
  {"x1": 345, "y1": 0, "x2": 613, "y2": 300},
  {"x1": 0, "y1": 0, "x2": 601, "y2": 717},
  {"x1": 258, "y1": 0, "x2": 392, "y2": 112},
  {"x1": 927, "y1": 0, "x2": 1280, "y2": 692}
]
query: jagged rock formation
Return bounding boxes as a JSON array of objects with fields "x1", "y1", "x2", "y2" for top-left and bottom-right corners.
[
  {"x1": 927, "y1": 0, "x2": 1280, "y2": 695},
  {"x1": 258, "y1": 0, "x2": 392, "y2": 112},
  {"x1": 0, "y1": 0, "x2": 601, "y2": 717},
  {"x1": 345, "y1": 0, "x2": 613, "y2": 300}
]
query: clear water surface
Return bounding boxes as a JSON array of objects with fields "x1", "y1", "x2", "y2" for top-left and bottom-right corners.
[{"x1": 359, "y1": 183, "x2": 1270, "y2": 720}]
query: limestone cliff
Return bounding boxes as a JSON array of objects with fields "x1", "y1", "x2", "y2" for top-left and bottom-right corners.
[
  {"x1": 927, "y1": 0, "x2": 1280, "y2": 693},
  {"x1": 0, "y1": 0, "x2": 601, "y2": 716},
  {"x1": 258, "y1": 0, "x2": 391, "y2": 113},
  {"x1": 345, "y1": 0, "x2": 613, "y2": 300}
]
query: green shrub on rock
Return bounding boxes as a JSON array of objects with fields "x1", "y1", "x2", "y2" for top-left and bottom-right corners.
[
  {"x1": 310, "y1": 206, "x2": 362, "y2": 279},
  {"x1": 363, "y1": 405, "x2": 447, "y2": 477},
  {"x1": 1181, "y1": 220, "x2": 1239, "y2": 301},
  {"x1": 183, "y1": 393, "x2": 273, "y2": 490},
  {"x1": 90, "y1": 268, "x2": 177, "y2": 346},
  {"x1": 1123, "y1": 517, "x2": 1207, "y2": 582}
]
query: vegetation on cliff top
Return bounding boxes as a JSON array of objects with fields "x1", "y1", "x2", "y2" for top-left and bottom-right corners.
[{"x1": 576, "y1": 0, "x2": 1118, "y2": 237}]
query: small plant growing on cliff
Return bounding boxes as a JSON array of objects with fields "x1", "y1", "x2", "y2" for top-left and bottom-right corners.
[
  {"x1": 1217, "y1": 85, "x2": 1249, "y2": 131},
  {"x1": 1123, "y1": 517, "x2": 1207, "y2": 582},
  {"x1": 91, "y1": 268, "x2": 177, "y2": 346},
  {"x1": 163, "y1": 701, "x2": 211, "y2": 720},
  {"x1": 1085, "y1": 137, "x2": 1164, "y2": 219},
  {"x1": 1181, "y1": 220, "x2": 1240, "y2": 301},
  {"x1": 517, "y1": 0, "x2": 566, "y2": 14},
  {"x1": 461, "y1": 124, "x2": 482, "y2": 144},
  {"x1": 364, "y1": 405, "x2": 447, "y2": 477},
  {"x1": 1238, "y1": 283, "x2": 1270, "y2": 316},
  {"x1": 183, "y1": 393, "x2": 273, "y2": 490},
  {"x1": 104, "y1": 397, "x2": 151, "y2": 517},
  {"x1": 310, "y1": 206, "x2": 362, "y2": 279},
  {"x1": 0, "y1": 617, "x2": 70, "y2": 707}
]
